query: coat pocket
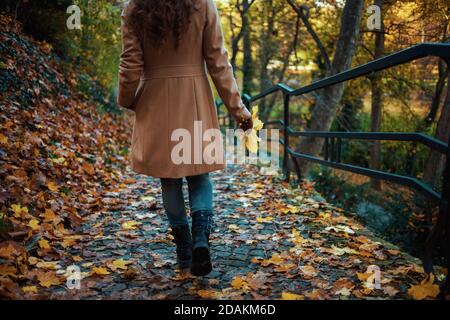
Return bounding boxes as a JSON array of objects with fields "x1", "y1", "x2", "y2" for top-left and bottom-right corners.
[{"x1": 128, "y1": 81, "x2": 145, "y2": 111}]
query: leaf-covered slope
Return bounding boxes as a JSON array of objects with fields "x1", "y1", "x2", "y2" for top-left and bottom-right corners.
[{"x1": 0, "y1": 13, "x2": 131, "y2": 298}]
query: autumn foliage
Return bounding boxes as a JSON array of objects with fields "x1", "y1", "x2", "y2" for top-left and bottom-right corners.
[
  {"x1": 0, "y1": 13, "x2": 131, "y2": 298},
  {"x1": 0, "y1": 12, "x2": 445, "y2": 300}
]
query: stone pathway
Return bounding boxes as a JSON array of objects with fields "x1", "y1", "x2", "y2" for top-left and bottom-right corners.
[{"x1": 47, "y1": 165, "x2": 431, "y2": 300}]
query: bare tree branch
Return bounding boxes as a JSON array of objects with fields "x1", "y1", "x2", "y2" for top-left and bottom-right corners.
[{"x1": 286, "y1": 0, "x2": 332, "y2": 71}]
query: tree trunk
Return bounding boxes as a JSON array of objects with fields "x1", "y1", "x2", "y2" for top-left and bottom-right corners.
[
  {"x1": 423, "y1": 72, "x2": 450, "y2": 187},
  {"x1": 370, "y1": 0, "x2": 385, "y2": 190},
  {"x1": 258, "y1": 0, "x2": 275, "y2": 119},
  {"x1": 427, "y1": 61, "x2": 449, "y2": 126},
  {"x1": 295, "y1": 0, "x2": 365, "y2": 174},
  {"x1": 242, "y1": 0, "x2": 254, "y2": 94}
]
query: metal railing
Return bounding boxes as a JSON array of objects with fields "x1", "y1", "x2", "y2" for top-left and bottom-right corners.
[{"x1": 217, "y1": 42, "x2": 450, "y2": 294}]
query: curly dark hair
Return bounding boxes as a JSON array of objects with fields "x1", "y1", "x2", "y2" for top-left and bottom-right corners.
[{"x1": 129, "y1": 0, "x2": 198, "y2": 49}]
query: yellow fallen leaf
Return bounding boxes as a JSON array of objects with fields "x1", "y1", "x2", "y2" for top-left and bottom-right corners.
[
  {"x1": 92, "y1": 267, "x2": 111, "y2": 275},
  {"x1": 121, "y1": 220, "x2": 141, "y2": 230},
  {"x1": 245, "y1": 130, "x2": 260, "y2": 153},
  {"x1": 279, "y1": 204, "x2": 300, "y2": 214},
  {"x1": 52, "y1": 157, "x2": 66, "y2": 164},
  {"x1": 22, "y1": 286, "x2": 38, "y2": 293},
  {"x1": 111, "y1": 259, "x2": 132, "y2": 270},
  {"x1": 256, "y1": 216, "x2": 273, "y2": 223},
  {"x1": 11, "y1": 204, "x2": 28, "y2": 218},
  {"x1": 38, "y1": 239, "x2": 51, "y2": 250},
  {"x1": 282, "y1": 292, "x2": 305, "y2": 300},
  {"x1": 243, "y1": 106, "x2": 264, "y2": 153},
  {"x1": 28, "y1": 219, "x2": 40, "y2": 230},
  {"x1": 290, "y1": 228, "x2": 308, "y2": 245},
  {"x1": 36, "y1": 261, "x2": 61, "y2": 270},
  {"x1": 231, "y1": 276, "x2": 249, "y2": 291},
  {"x1": 408, "y1": 274, "x2": 440, "y2": 300}
]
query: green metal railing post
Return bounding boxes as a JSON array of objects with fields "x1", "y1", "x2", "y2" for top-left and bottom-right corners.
[
  {"x1": 283, "y1": 93, "x2": 291, "y2": 182},
  {"x1": 443, "y1": 132, "x2": 450, "y2": 294}
]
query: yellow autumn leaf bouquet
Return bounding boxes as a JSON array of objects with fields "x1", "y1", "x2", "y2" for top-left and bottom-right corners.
[{"x1": 244, "y1": 106, "x2": 264, "y2": 153}]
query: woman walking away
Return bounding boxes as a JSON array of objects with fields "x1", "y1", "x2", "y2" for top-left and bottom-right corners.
[{"x1": 117, "y1": 0, "x2": 253, "y2": 276}]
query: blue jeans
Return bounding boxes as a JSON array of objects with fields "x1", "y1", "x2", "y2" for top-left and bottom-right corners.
[{"x1": 160, "y1": 173, "x2": 213, "y2": 228}]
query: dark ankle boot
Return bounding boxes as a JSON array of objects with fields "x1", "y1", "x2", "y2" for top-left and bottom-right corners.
[
  {"x1": 171, "y1": 225, "x2": 192, "y2": 270},
  {"x1": 191, "y1": 210, "x2": 213, "y2": 276}
]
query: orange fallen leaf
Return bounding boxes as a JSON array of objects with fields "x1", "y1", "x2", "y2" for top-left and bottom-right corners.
[
  {"x1": 299, "y1": 265, "x2": 318, "y2": 278},
  {"x1": 47, "y1": 181, "x2": 59, "y2": 192},
  {"x1": 0, "y1": 265, "x2": 17, "y2": 277},
  {"x1": 43, "y1": 208, "x2": 60, "y2": 224},
  {"x1": 274, "y1": 263, "x2": 297, "y2": 273},
  {"x1": 198, "y1": 290, "x2": 219, "y2": 299},
  {"x1": 408, "y1": 274, "x2": 440, "y2": 300},
  {"x1": 0, "y1": 243, "x2": 20, "y2": 260},
  {"x1": 261, "y1": 254, "x2": 284, "y2": 266},
  {"x1": 82, "y1": 162, "x2": 95, "y2": 175},
  {"x1": 38, "y1": 239, "x2": 51, "y2": 250},
  {"x1": 37, "y1": 271, "x2": 61, "y2": 288},
  {"x1": 332, "y1": 278, "x2": 355, "y2": 296},
  {"x1": 22, "y1": 286, "x2": 38, "y2": 293},
  {"x1": 0, "y1": 133, "x2": 8, "y2": 144},
  {"x1": 92, "y1": 267, "x2": 111, "y2": 275}
]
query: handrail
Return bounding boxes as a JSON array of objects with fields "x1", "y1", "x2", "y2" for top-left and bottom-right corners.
[
  {"x1": 238, "y1": 43, "x2": 450, "y2": 104},
  {"x1": 216, "y1": 43, "x2": 450, "y2": 108},
  {"x1": 217, "y1": 42, "x2": 450, "y2": 292},
  {"x1": 265, "y1": 121, "x2": 449, "y2": 155}
]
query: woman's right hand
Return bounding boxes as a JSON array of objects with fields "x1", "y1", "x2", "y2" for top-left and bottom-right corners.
[{"x1": 239, "y1": 118, "x2": 253, "y2": 132}]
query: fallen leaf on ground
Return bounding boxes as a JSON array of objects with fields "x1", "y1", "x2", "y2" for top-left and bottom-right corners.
[
  {"x1": 281, "y1": 292, "x2": 304, "y2": 300},
  {"x1": 408, "y1": 274, "x2": 440, "y2": 300}
]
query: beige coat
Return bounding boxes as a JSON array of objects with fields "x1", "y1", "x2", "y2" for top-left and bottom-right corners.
[{"x1": 117, "y1": 0, "x2": 251, "y2": 178}]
